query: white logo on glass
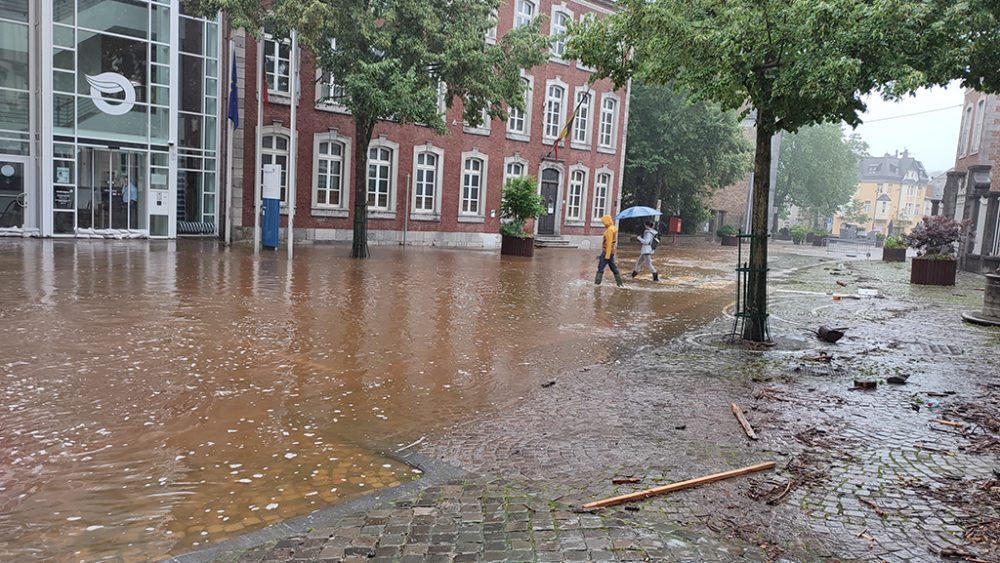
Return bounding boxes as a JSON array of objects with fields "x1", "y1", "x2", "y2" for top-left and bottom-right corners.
[{"x1": 85, "y1": 73, "x2": 137, "y2": 116}]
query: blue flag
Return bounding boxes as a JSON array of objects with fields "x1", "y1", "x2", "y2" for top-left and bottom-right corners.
[{"x1": 227, "y1": 52, "x2": 239, "y2": 128}]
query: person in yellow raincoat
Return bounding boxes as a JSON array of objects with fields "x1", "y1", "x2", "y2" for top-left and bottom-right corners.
[{"x1": 595, "y1": 214, "x2": 624, "y2": 287}]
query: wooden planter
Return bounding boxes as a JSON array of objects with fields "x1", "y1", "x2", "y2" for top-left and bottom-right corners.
[
  {"x1": 500, "y1": 235, "x2": 535, "y2": 257},
  {"x1": 882, "y1": 247, "x2": 906, "y2": 262},
  {"x1": 910, "y1": 257, "x2": 957, "y2": 286},
  {"x1": 720, "y1": 235, "x2": 739, "y2": 246},
  {"x1": 805, "y1": 233, "x2": 815, "y2": 243},
  {"x1": 812, "y1": 237, "x2": 827, "y2": 247}
]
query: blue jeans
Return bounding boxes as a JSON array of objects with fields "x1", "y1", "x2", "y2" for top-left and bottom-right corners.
[{"x1": 597, "y1": 254, "x2": 620, "y2": 275}]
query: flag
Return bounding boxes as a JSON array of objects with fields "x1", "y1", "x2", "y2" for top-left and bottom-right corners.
[
  {"x1": 552, "y1": 91, "x2": 588, "y2": 160},
  {"x1": 227, "y1": 52, "x2": 239, "y2": 128}
]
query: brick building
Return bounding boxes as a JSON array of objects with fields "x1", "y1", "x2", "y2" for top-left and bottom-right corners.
[
  {"x1": 227, "y1": 0, "x2": 629, "y2": 250},
  {"x1": 943, "y1": 90, "x2": 1000, "y2": 273}
]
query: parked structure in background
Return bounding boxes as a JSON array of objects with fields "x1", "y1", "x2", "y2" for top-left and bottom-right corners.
[
  {"x1": 831, "y1": 150, "x2": 930, "y2": 236},
  {"x1": 228, "y1": 0, "x2": 628, "y2": 250},
  {"x1": 942, "y1": 91, "x2": 1000, "y2": 274}
]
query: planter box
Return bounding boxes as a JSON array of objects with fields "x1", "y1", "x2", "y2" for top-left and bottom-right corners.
[
  {"x1": 910, "y1": 257, "x2": 957, "y2": 286},
  {"x1": 812, "y1": 237, "x2": 827, "y2": 247},
  {"x1": 720, "y1": 235, "x2": 739, "y2": 247},
  {"x1": 805, "y1": 233, "x2": 815, "y2": 243},
  {"x1": 882, "y1": 247, "x2": 906, "y2": 262},
  {"x1": 500, "y1": 235, "x2": 534, "y2": 257}
]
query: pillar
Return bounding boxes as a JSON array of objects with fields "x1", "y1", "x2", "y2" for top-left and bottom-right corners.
[{"x1": 943, "y1": 171, "x2": 965, "y2": 219}]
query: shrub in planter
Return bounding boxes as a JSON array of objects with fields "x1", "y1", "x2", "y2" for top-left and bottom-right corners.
[
  {"x1": 906, "y1": 215, "x2": 968, "y2": 285},
  {"x1": 882, "y1": 235, "x2": 907, "y2": 262},
  {"x1": 776, "y1": 227, "x2": 790, "y2": 240},
  {"x1": 874, "y1": 232, "x2": 886, "y2": 248},
  {"x1": 811, "y1": 228, "x2": 829, "y2": 246},
  {"x1": 717, "y1": 224, "x2": 739, "y2": 246},
  {"x1": 789, "y1": 225, "x2": 808, "y2": 245},
  {"x1": 499, "y1": 176, "x2": 545, "y2": 257}
]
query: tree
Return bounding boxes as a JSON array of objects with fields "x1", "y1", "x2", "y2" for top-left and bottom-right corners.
[
  {"x1": 188, "y1": 0, "x2": 547, "y2": 258},
  {"x1": 774, "y1": 124, "x2": 864, "y2": 230},
  {"x1": 839, "y1": 199, "x2": 870, "y2": 227},
  {"x1": 624, "y1": 82, "x2": 751, "y2": 234},
  {"x1": 567, "y1": 0, "x2": 964, "y2": 341}
]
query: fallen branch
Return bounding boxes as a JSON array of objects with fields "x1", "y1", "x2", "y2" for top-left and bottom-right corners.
[
  {"x1": 939, "y1": 548, "x2": 989, "y2": 563},
  {"x1": 914, "y1": 443, "x2": 953, "y2": 455},
  {"x1": 731, "y1": 403, "x2": 759, "y2": 440},
  {"x1": 857, "y1": 496, "x2": 885, "y2": 517},
  {"x1": 934, "y1": 419, "x2": 966, "y2": 428},
  {"x1": 583, "y1": 462, "x2": 776, "y2": 509},
  {"x1": 612, "y1": 477, "x2": 642, "y2": 484},
  {"x1": 766, "y1": 481, "x2": 793, "y2": 505},
  {"x1": 394, "y1": 435, "x2": 426, "y2": 453}
]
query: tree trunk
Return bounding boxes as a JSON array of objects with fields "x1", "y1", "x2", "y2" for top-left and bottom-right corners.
[
  {"x1": 742, "y1": 111, "x2": 773, "y2": 342},
  {"x1": 351, "y1": 118, "x2": 376, "y2": 259}
]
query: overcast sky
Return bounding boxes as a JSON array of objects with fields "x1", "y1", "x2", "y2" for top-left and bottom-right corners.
[{"x1": 850, "y1": 82, "x2": 965, "y2": 176}]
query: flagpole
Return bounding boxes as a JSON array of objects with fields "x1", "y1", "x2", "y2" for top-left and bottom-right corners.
[
  {"x1": 225, "y1": 37, "x2": 235, "y2": 246},
  {"x1": 287, "y1": 28, "x2": 298, "y2": 259},
  {"x1": 253, "y1": 29, "x2": 264, "y2": 255}
]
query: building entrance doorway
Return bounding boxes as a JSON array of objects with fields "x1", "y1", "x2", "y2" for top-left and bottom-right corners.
[
  {"x1": 0, "y1": 158, "x2": 26, "y2": 228},
  {"x1": 76, "y1": 148, "x2": 147, "y2": 231}
]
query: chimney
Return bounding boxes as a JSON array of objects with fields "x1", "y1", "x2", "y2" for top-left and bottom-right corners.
[{"x1": 902, "y1": 149, "x2": 909, "y2": 158}]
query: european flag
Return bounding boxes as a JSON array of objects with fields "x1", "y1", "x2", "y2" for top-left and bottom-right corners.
[{"x1": 227, "y1": 52, "x2": 239, "y2": 128}]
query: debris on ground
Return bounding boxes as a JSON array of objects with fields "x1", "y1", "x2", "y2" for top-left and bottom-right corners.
[
  {"x1": 815, "y1": 326, "x2": 846, "y2": 343},
  {"x1": 541, "y1": 380, "x2": 555, "y2": 388},
  {"x1": 802, "y1": 352, "x2": 834, "y2": 362},
  {"x1": 731, "y1": 403, "x2": 759, "y2": 440},
  {"x1": 612, "y1": 477, "x2": 642, "y2": 484},
  {"x1": 886, "y1": 374, "x2": 909, "y2": 384},
  {"x1": 584, "y1": 462, "x2": 776, "y2": 509},
  {"x1": 854, "y1": 380, "x2": 877, "y2": 390}
]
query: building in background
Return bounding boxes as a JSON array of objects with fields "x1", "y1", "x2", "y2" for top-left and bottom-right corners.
[
  {"x1": 831, "y1": 150, "x2": 930, "y2": 236},
  {"x1": 943, "y1": 90, "x2": 1000, "y2": 273},
  {"x1": 228, "y1": 0, "x2": 628, "y2": 250},
  {"x1": 0, "y1": 0, "x2": 222, "y2": 239}
]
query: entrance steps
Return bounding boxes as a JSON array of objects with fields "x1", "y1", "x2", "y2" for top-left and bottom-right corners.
[{"x1": 534, "y1": 236, "x2": 576, "y2": 248}]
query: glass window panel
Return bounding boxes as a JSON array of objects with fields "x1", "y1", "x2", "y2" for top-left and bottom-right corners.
[
  {"x1": 151, "y1": 44, "x2": 169, "y2": 64},
  {"x1": 206, "y1": 23, "x2": 218, "y2": 58},
  {"x1": 53, "y1": 25, "x2": 75, "y2": 48},
  {"x1": 206, "y1": 59, "x2": 217, "y2": 79},
  {"x1": 0, "y1": 22, "x2": 28, "y2": 90},
  {"x1": 150, "y1": 153, "x2": 168, "y2": 167},
  {"x1": 53, "y1": 0, "x2": 74, "y2": 24},
  {"x1": 53, "y1": 71, "x2": 75, "y2": 93},
  {"x1": 179, "y1": 113, "x2": 203, "y2": 148},
  {"x1": 180, "y1": 55, "x2": 204, "y2": 112},
  {"x1": 204, "y1": 173, "x2": 215, "y2": 194},
  {"x1": 53, "y1": 159, "x2": 75, "y2": 186},
  {"x1": 151, "y1": 85, "x2": 169, "y2": 106},
  {"x1": 180, "y1": 17, "x2": 204, "y2": 55},
  {"x1": 53, "y1": 93, "x2": 75, "y2": 132},
  {"x1": 150, "y1": 166, "x2": 168, "y2": 189},
  {"x1": 0, "y1": 90, "x2": 28, "y2": 132},
  {"x1": 205, "y1": 77, "x2": 217, "y2": 98},
  {"x1": 151, "y1": 5, "x2": 170, "y2": 43},
  {"x1": 54, "y1": 48, "x2": 75, "y2": 71},
  {"x1": 54, "y1": 143, "x2": 75, "y2": 159},
  {"x1": 203, "y1": 193, "x2": 215, "y2": 214},
  {"x1": 77, "y1": 98, "x2": 148, "y2": 142},
  {"x1": 76, "y1": 31, "x2": 148, "y2": 103},
  {"x1": 151, "y1": 64, "x2": 169, "y2": 86},
  {"x1": 150, "y1": 106, "x2": 169, "y2": 142},
  {"x1": 204, "y1": 117, "x2": 216, "y2": 149},
  {"x1": 78, "y1": 0, "x2": 149, "y2": 40},
  {"x1": 0, "y1": 0, "x2": 28, "y2": 23}
]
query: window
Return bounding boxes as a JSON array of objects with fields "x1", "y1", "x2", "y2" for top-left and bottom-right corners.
[
  {"x1": 592, "y1": 173, "x2": 610, "y2": 220},
  {"x1": 877, "y1": 183, "x2": 885, "y2": 194},
  {"x1": 598, "y1": 95, "x2": 618, "y2": 148},
  {"x1": 567, "y1": 169, "x2": 587, "y2": 221},
  {"x1": 971, "y1": 98, "x2": 987, "y2": 154},
  {"x1": 264, "y1": 34, "x2": 291, "y2": 95},
  {"x1": 515, "y1": 0, "x2": 535, "y2": 28},
  {"x1": 959, "y1": 105, "x2": 973, "y2": 156},
  {"x1": 413, "y1": 149, "x2": 441, "y2": 213},
  {"x1": 867, "y1": 165, "x2": 879, "y2": 174},
  {"x1": 550, "y1": 10, "x2": 570, "y2": 59},
  {"x1": 880, "y1": 201, "x2": 889, "y2": 213},
  {"x1": 544, "y1": 83, "x2": 566, "y2": 139},
  {"x1": 863, "y1": 202, "x2": 872, "y2": 214},
  {"x1": 316, "y1": 39, "x2": 344, "y2": 107},
  {"x1": 485, "y1": 9, "x2": 498, "y2": 43},
  {"x1": 507, "y1": 77, "x2": 532, "y2": 138},
  {"x1": 461, "y1": 156, "x2": 485, "y2": 216},
  {"x1": 261, "y1": 133, "x2": 289, "y2": 203},
  {"x1": 367, "y1": 146, "x2": 393, "y2": 210},
  {"x1": 315, "y1": 140, "x2": 345, "y2": 207},
  {"x1": 505, "y1": 160, "x2": 526, "y2": 182},
  {"x1": 572, "y1": 90, "x2": 592, "y2": 145}
]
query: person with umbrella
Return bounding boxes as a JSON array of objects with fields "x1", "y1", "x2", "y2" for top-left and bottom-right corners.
[
  {"x1": 630, "y1": 220, "x2": 659, "y2": 281},
  {"x1": 595, "y1": 214, "x2": 625, "y2": 287}
]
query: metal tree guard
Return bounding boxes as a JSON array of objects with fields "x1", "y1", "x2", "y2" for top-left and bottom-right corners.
[{"x1": 729, "y1": 231, "x2": 770, "y2": 342}]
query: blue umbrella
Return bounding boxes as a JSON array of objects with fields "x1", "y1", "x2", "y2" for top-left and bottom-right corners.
[{"x1": 615, "y1": 206, "x2": 662, "y2": 221}]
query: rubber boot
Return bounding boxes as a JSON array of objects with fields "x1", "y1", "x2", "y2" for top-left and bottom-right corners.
[
  {"x1": 630, "y1": 270, "x2": 638, "y2": 278},
  {"x1": 653, "y1": 272, "x2": 659, "y2": 282},
  {"x1": 594, "y1": 271, "x2": 603, "y2": 285},
  {"x1": 614, "y1": 272, "x2": 625, "y2": 287}
]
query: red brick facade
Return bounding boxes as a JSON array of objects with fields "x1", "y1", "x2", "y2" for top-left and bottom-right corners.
[{"x1": 232, "y1": 0, "x2": 627, "y2": 248}]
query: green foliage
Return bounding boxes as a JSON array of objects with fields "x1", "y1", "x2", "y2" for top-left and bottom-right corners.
[
  {"x1": 883, "y1": 235, "x2": 906, "y2": 250},
  {"x1": 776, "y1": 124, "x2": 864, "y2": 223},
  {"x1": 717, "y1": 224, "x2": 738, "y2": 238},
  {"x1": 789, "y1": 225, "x2": 808, "y2": 243},
  {"x1": 840, "y1": 199, "x2": 870, "y2": 225},
  {"x1": 500, "y1": 176, "x2": 545, "y2": 238},
  {"x1": 624, "y1": 82, "x2": 751, "y2": 223},
  {"x1": 905, "y1": 215, "x2": 968, "y2": 259}
]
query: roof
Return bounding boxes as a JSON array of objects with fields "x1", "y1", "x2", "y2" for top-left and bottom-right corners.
[
  {"x1": 925, "y1": 170, "x2": 950, "y2": 201},
  {"x1": 876, "y1": 193, "x2": 892, "y2": 202},
  {"x1": 858, "y1": 150, "x2": 930, "y2": 184}
]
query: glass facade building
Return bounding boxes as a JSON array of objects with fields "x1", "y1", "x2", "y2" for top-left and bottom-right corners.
[{"x1": 0, "y1": 0, "x2": 220, "y2": 237}]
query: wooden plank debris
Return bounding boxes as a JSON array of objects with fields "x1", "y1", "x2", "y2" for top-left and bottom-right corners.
[
  {"x1": 731, "y1": 403, "x2": 758, "y2": 440},
  {"x1": 582, "y1": 462, "x2": 776, "y2": 509}
]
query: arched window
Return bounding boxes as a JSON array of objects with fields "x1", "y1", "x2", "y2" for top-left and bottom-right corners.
[
  {"x1": 515, "y1": 0, "x2": 535, "y2": 28},
  {"x1": 544, "y1": 84, "x2": 565, "y2": 139},
  {"x1": 598, "y1": 96, "x2": 619, "y2": 148},
  {"x1": 367, "y1": 146, "x2": 393, "y2": 209},
  {"x1": 572, "y1": 90, "x2": 592, "y2": 145},
  {"x1": 414, "y1": 151, "x2": 438, "y2": 212},
  {"x1": 592, "y1": 173, "x2": 610, "y2": 220},
  {"x1": 507, "y1": 78, "x2": 531, "y2": 135},
  {"x1": 315, "y1": 140, "x2": 344, "y2": 207},
  {"x1": 567, "y1": 169, "x2": 586, "y2": 220},
  {"x1": 461, "y1": 157, "x2": 485, "y2": 215},
  {"x1": 261, "y1": 134, "x2": 289, "y2": 203},
  {"x1": 550, "y1": 10, "x2": 570, "y2": 59}
]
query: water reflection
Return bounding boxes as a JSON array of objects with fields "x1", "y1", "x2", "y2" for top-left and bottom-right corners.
[{"x1": 0, "y1": 239, "x2": 736, "y2": 560}]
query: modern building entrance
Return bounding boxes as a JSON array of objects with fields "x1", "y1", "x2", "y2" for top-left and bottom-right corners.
[
  {"x1": 0, "y1": 157, "x2": 26, "y2": 228},
  {"x1": 75, "y1": 146, "x2": 147, "y2": 231}
]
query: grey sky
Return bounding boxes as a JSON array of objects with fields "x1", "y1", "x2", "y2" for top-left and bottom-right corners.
[{"x1": 850, "y1": 82, "x2": 964, "y2": 175}]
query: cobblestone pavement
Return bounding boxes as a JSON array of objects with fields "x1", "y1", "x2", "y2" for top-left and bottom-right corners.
[{"x1": 200, "y1": 244, "x2": 1000, "y2": 563}]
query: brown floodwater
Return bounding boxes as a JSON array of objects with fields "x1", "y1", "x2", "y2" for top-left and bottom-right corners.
[{"x1": 0, "y1": 238, "x2": 736, "y2": 561}]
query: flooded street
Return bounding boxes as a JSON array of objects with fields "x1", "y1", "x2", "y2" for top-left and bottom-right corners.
[{"x1": 0, "y1": 239, "x2": 737, "y2": 561}]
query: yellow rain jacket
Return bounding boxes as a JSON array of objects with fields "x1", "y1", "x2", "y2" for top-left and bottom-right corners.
[{"x1": 601, "y1": 215, "x2": 617, "y2": 259}]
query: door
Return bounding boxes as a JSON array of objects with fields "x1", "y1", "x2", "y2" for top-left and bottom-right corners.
[
  {"x1": 538, "y1": 169, "x2": 560, "y2": 235},
  {"x1": 77, "y1": 148, "x2": 147, "y2": 232},
  {"x1": 0, "y1": 159, "x2": 26, "y2": 228}
]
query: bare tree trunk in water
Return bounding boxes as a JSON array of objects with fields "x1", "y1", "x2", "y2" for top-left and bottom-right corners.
[
  {"x1": 351, "y1": 119, "x2": 375, "y2": 259},
  {"x1": 742, "y1": 110, "x2": 773, "y2": 342}
]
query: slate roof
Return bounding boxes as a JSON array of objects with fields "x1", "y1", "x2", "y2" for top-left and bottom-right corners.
[{"x1": 858, "y1": 151, "x2": 929, "y2": 183}]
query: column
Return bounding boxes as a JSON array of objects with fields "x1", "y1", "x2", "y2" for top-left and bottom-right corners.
[
  {"x1": 943, "y1": 171, "x2": 964, "y2": 219},
  {"x1": 982, "y1": 194, "x2": 1000, "y2": 257}
]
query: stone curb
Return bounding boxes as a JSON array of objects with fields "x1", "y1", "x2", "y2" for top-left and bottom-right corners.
[{"x1": 168, "y1": 450, "x2": 468, "y2": 563}]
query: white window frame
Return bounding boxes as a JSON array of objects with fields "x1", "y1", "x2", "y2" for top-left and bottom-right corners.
[
  {"x1": 366, "y1": 137, "x2": 399, "y2": 217},
  {"x1": 959, "y1": 104, "x2": 973, "y2": 157},
  {"x1": 515, "y1": 0, "x2": 535, "y2": 28},
  {"x1": 571, "y1": 87, "x2": 593, "y2": 148},
  {"x1": 260, "y1": 125, "x2": 291, "y2": 206},
  {"x1": 311, "y1": 131, "x2": 351, "y2": 216},
  {"x1": 565, "y1": 165, "x2": 589, "y2": 224},
  {"x1": 598, "y1": 93, "x2": 620, "y2": 152},
  {"x1": 464, "y1": 105, "x2": 491, "y2": 136},
  {"x1": 549, "y1": 5, "x2": 573, "y2": 62},
  {"x1": 315, "y1": 39, "x2": 349, "y2": 114},
  {"x1": 507, "y1": 74, "x2": 534, "y2": 142},
  {"x1": 543, "y1": 78, "x2": 568, "y2": 141},
  {"x1": 263, "y1": 33, "x2": 292, "y2": 99},
  {"x1": 971, "y1": 98, "x2": 987, "y2": 155},
  {"x1": 591, "y1": 168, "x2": 612, "y2": 223},
  {"x1": 863, "y1": 201, "x2": 872, "y2": 214},
  {"x1": 504, "y1": 155, "x2": 529, "y2": 186},
  {"x1": 459, "y1": 150, "x2": 489, "y2": 221},
  {"x1": 410, "y1": 144, "x2": 444, "y2": 220},
  {"x1": 485, "y1": 8, "x2": 498, "y2": 44}
]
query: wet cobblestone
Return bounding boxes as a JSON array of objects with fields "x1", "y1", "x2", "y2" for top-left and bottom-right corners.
[{"x1": 213, "y1": 245, "x2": 999, "y2": 562}]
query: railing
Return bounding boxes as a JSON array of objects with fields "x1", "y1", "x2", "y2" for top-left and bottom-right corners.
[{"x1": 825, "y1": 237, "x2": 875, "y2": 259}]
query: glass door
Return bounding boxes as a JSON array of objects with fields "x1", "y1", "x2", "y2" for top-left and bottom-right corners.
[
  {"x1": 77, "y1": 148, "x2": 147, "y2": 232},
  {"x1": 0, "y1": 159, "x2": 26, "y2": 228}
]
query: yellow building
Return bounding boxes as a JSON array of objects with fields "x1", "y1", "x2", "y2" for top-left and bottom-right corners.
[{"x1": 832, "y1": 150, "x2": 930, "y2": 236}]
